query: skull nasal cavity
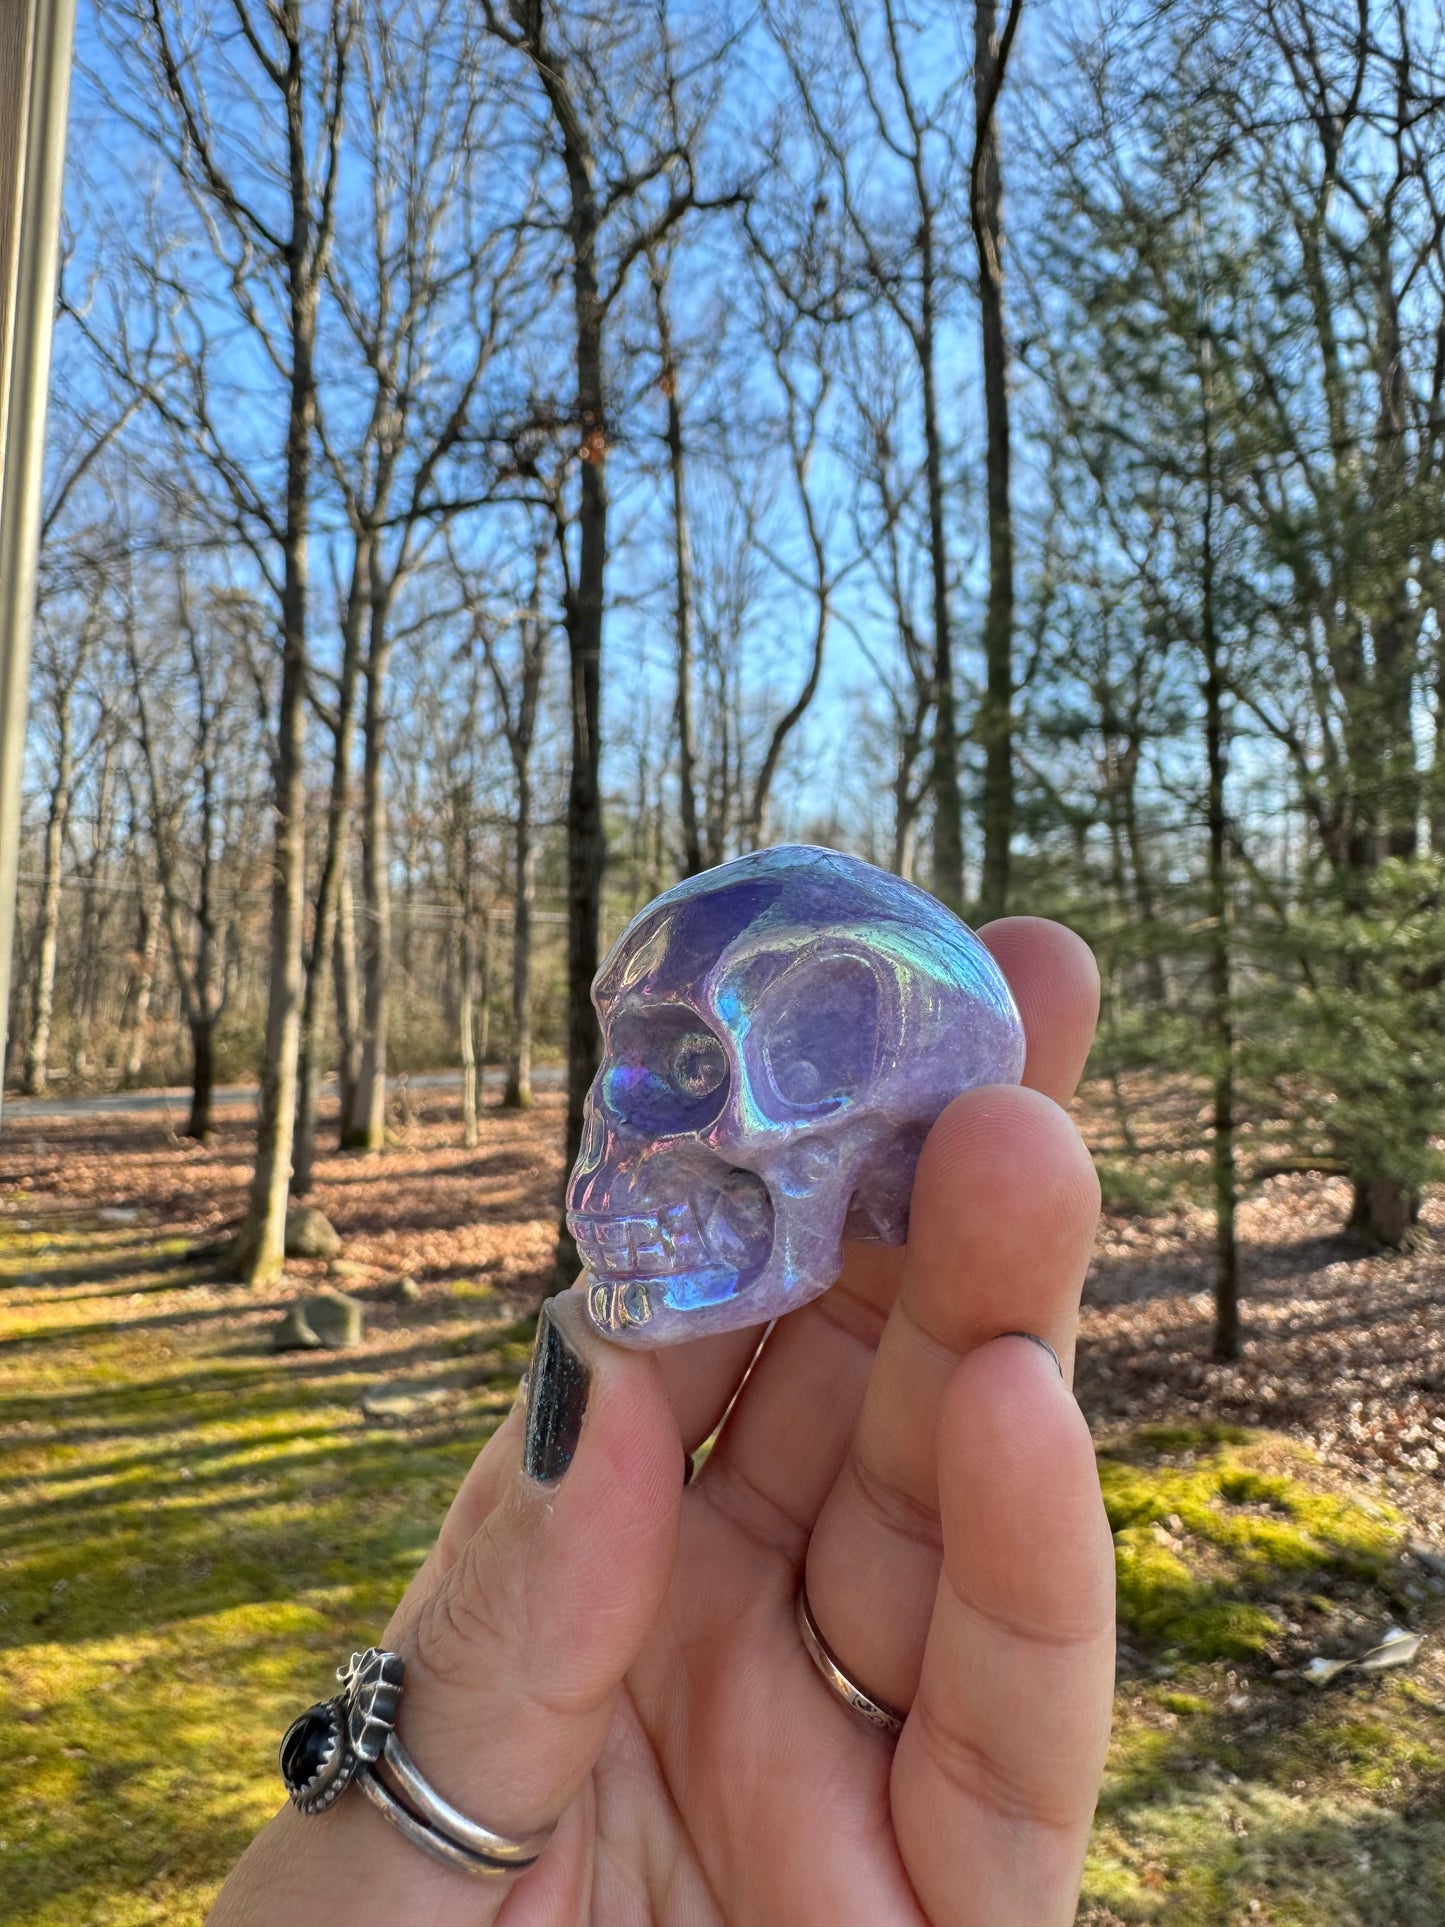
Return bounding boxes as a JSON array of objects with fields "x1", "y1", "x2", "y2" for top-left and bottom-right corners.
[
  {"x1": 760, "y1": 957, "x2": 880, "y2": 1109},
  {"x1": 602, "y1": 1004, "x2": 730, "y2": 1136}
]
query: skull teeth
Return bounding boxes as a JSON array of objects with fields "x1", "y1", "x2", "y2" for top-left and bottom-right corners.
[
  {"x1": 588, "y1": 1280, "x2": 654, "y2": 1330},
  {"x1": 570, "y1": 1200, "x2": 713, "y2": 1279}
]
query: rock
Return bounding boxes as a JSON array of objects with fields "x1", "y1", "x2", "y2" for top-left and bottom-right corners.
[
  {"x1": 272, "y1": 1304, "x2": 323, "y2": 1352},
  {"x1": 360, "y1": 1380, "x2": 453, "y2": 1423},
  {"x1": 328, "y1": 1258, "x2": 368, "y2": 1281},
  {"x1": 285, "y1": 1206, "x2": 341, "y2": 1260},
  {"x1": 303, "y1": 1289, "x2": 364, "y2": 1348},
  {"x1": 394, "y1": 1275, "x2": 422, "y2": 1303}
]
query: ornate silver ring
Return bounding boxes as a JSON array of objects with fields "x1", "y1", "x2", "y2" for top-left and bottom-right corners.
[
  {"x1": 280, "y1": 1647, "x2": 556, "y2": 1878},
  {"x1": 797, "y1": 1586, "x2": 906, "y2": 1736}
]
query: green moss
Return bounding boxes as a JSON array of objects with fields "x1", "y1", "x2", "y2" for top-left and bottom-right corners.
[
  {"x1": 7, "y1": 1217, "x2": 1442, "y2": 1927},
  {"x1": 1083, "y1": 1430, "x2": 1443, "y2": 1924},
  {"x1": 0, "y1": 1223, "x2": 521, "y2": 1926},
  {"x1": 1099, "y1": 1436, "x2": 1399, "y2": 1662},
  {"x1": 1158, "y1": 1691, "x2": 1209, "y2": 1716},
  {"x1": 1133, "y1": 1422, "x2": 1251, "y2": 1453},
  {"x1": 447, "y1": 1278, "x2": 495, "y2": 1302},
  {"x1": 1084, "y1": 1777, "x2": 1445, "y2": 1927}
]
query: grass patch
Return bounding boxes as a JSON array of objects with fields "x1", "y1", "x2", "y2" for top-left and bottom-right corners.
[
  {"x1": 1084, "y1": 1429, "x2": 1445, "y2": 1925},
  {"x1": 1099, "y1": 1431, "x2": 1398, "y2": 1663},
  {"x1": 0, "y1": 1221, "x2": 519, "y2": 1926},
  {"x1": 3, "y1": 1221, "x2": 1441, "y2": 1926}
]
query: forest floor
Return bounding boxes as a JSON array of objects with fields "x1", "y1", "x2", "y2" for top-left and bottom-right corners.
[{"x1": 1, "y1": 1086, "x2": 1443, "y2": 1926}]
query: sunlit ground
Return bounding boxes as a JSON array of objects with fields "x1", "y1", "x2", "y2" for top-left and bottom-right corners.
[{"x1": 2, "y1": 1123, "x2": 1442, "y2": 1926}]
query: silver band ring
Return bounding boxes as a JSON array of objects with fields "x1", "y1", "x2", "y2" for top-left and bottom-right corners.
[
  {"x1": 797, "y1": 1586, "x2": 906, "y2": 1736},
  {"x1": 357, "y1": 1759, "x2": 547, "y2": 1878},
  {"x1": 378, "y1": 1730, "x2": 555, "y2": 1867}
]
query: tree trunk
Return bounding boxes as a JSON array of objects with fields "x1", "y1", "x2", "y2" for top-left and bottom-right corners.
[
  {"x1": 920, "y1": 243, "x2": 962, "y2": 911},
  {"x1": 504, "y1": 769, "x2": 535, "y2": 1109},
  {"x1": 124, "y1": 882, "x2": 164, "y2": 1083},
  {"x1": 1201, "y1": 344, "x2": 1239, "y2": 1362},
  {"x1": 476, "y1": 910, "x2": 492, "y2": 1064},
  {"x1": 654, "y1": 267, "x2": 703, "y2": 878},
  {"x1": 1339, "y1": 247, "x2": 1423, "y2": 1243},
  {"x1": 24, "y1": 732, "x2": 70, "y2": 1096},
  {"x1": 293, "y1": 547, "x2": 365, "y2": 1195},
  {"x1": 460, "y1": 918, "x2": 479, "y2": 1149},
  {"x1": 333, "y1": 861, "x2": 361, "y2": 1134},
  {"x1": 292, "y1": 961, "x2": 327, "y2": 1194},
  {"x1": 972, "y1": 0, "x2": 1016, "y2": 923},
  {"x1": 554, "y1": 185, "x2": 607, "y2": 1286},
  {"x1": 1350, "y1": 1176, "x2": 1418, "y2": 1248},
  {"x1": 345, "y1": 601, "x2": 392, "y2": 1152},
  {"x1": 1119, "y1": 735, "x2": 1169, "y2": 1007},
  {"x1": 235, "y1": 627, "x2": 308, "y2": 1281},
  {"x1": 187, "y1": 1014, "x2": 216, "y2": 1142},
  {"x1": 234, "y1": 272, "x2": 317, "y2": 1284}
]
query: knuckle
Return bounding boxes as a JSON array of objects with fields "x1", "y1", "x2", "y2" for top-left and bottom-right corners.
[
  {"x1": 914, "y1": 1693, "x2": 1085, "y2": 1835},
  {"x1": 847, "y1": 1448, "x2": 944, "y2": 1551},
  {"x1": 408, "y1": 1516, "x2": 516, "y2": 1692}
]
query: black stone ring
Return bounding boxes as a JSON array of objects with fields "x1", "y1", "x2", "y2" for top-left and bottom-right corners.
[{"x1": 279, "y1": 1646, "x2": 556, "y2": 1878}]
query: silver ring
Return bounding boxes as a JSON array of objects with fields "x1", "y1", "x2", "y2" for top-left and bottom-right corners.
[
  {"x1": 357, "y1": 1761, "x2": 546, "y2": 1878},
  {"x1": 379, "y1": 1730, "x2": 555, "y2": 1867},
  {"x1": 281, "y1": 1646, "x2": 557, "y2": 1879},
  {"x1": 797, "y1": 1586, "x2": 906, "y2": 1736}
]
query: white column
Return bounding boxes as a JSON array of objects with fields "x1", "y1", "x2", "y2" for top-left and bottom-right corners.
[{"x1": 0, "y1": 0, "x2": 76, "y2": 1124}]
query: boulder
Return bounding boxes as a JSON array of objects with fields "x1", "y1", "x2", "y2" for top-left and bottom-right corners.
[
  {"x1": 285, "y1": 1206, "x2": 341, "y2": 1260},
  {"x1": 328, "y1": 1258, "x2": 369, "y2": 1282},
  {"x1": 303, "y1": 1289, "x2": 364, "y2": 1348},
  {"x1": 272, "y1": 1304, "x2": 323, "y2": 1352}
]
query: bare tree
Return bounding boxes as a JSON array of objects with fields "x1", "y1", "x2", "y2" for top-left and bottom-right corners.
[
  {"x1": 126, "y1": 560, "x2": 264, "y2": 1140},
  {"x1": 766, "y1": 0, "x2": 973, "y2": 906},
  {"x1": 455, "y1": 529, "x2": 553, "y2": 1112},
  {"x1": 740, "y1": 302, "x2": 861, "y2": 847},
  {"x1": 21, "y1": 600, "x2": 96, "y2": 1093},
  {"x1": 970, "y1": 0, "x2": 1024, "y2": 919},
  {"x1": 311, "y1": 0, "x2": 535, "y2": 1160},
  {"x1": 649, "y1": 244, "x2": 705, "y2": 877},
  {"x1": 482, "y1": 0, "x2": 741, "y2": 1277},
  {"x1": 100, "y1": 0, "x2": 356, "y2": 1282}
]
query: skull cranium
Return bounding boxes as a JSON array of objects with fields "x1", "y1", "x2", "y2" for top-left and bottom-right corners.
[{"x1": 568, "y1": 844, "x2": 1024, "y2": 1345}]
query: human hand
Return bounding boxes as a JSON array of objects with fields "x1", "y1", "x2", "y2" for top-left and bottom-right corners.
[{"x1": 209, "y1": 916, "x2": 1113, "y2": 1927}]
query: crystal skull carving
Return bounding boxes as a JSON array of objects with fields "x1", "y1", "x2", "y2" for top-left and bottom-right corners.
[{"x1": 567, "y1": 844, "x2": 1025, "y2": 1346}]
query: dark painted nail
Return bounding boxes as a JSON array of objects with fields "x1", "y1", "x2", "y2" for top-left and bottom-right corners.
[
  {"x1": 522, "y1": 1303, "x2": 590, "y2": 1483},
  {"x1": 1001, "y1": 1330, "x2": 1063, "y2": 1378}
]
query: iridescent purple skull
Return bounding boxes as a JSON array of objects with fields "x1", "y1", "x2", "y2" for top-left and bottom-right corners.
[{"x1": 568, "y1": 844, "x2": 1025, "y2": 1345}]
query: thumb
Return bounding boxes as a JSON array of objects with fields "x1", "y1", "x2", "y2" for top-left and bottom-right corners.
[{"x1": 384, "y1": 1287, "x2": 682, "y2": 1906}]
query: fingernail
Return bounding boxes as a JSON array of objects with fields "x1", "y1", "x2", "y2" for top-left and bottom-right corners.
[
  {"x1": 522, "y1": 1302, "x2": 591, "y2": 1483},
  {"x1": 1001, "y1": 1330, "x2": 1064, "y2": 1378}
]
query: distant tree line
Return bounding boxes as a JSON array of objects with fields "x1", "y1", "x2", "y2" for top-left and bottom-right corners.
[{"x1": 6, "y1": 0, "x2": 1444, "y2": 1355}]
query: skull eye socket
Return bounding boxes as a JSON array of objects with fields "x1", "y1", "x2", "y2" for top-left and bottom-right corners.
[
  {"x1": 759, "y1": 957, "x2": 880, "y2": 1111},
  {"x1": 672, "y1": 1031, "x2": 727, "y2": 1098},
  {"x1": 602, "y1": 1006, "x2": 730, "y2": 1134}
]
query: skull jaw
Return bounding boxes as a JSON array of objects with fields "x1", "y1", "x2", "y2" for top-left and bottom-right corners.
[
  {"x1": 577, "y1": 1147, "x2": 860, "y2": 1347},
  {"x1": 568, "y1": 1152, "x2": 776, "y2": 1346}
]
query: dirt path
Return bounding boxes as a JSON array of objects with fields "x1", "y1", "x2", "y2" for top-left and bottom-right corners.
[{"x1": 1, "y1": 1064, "x2": 563, "y2": 1121}]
